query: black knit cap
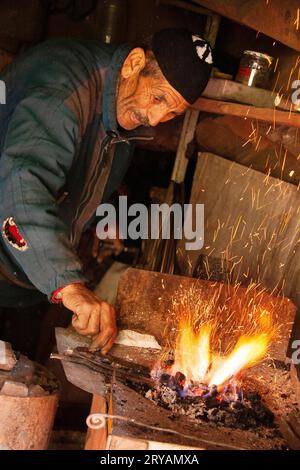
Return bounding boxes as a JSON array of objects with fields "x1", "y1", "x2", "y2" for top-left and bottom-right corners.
[{"x1": 152, "y1": 28, "x2": 213, "y2": 104}]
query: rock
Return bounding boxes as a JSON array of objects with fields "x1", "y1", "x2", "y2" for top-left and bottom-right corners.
[
  {"x1": 0, "y1": 380, "x2": 28, "y2": 397},
  {"x1": 10, "y1": 354, "x2": 35, "y2": 384},
  {"x1": 28, "y1": 384, "x2": 48, "y2": 397},
  {"x1": 0, "y1": 341, "x2": 17, "y2": 371}
]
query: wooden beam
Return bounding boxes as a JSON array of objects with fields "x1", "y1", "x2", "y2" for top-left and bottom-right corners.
[
  {"x1": 193, "y1": 97, "x2": 300, "y2": 127},
  {"x1": 85, "y1": 395, "x2": 107, "y2": 450},
  {"x1": 202, "y1": 78, "x2": 292, "y2": 110},
  {"x1": 194, "y1": 0, "x2": 300, "y2": 52}
]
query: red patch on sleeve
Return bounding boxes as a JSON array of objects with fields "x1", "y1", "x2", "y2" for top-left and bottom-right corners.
[{"x1": 2, "y1": 217, "x2": 28, "y2": 251}]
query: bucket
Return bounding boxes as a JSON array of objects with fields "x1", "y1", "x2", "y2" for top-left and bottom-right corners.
[{"x1": 0, "y1": 361, "x2": 59, "y2": 450}]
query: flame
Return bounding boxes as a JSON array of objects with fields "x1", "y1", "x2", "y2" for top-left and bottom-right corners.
[
  {"x1": 208, "y1": 334, "x2": 269, "y2": 386},
  {"x1": 172, "y1": 321, "x2": 211, "y2": 381},
  {"x1": 171, "y1": 312, "x2": 274, "y2": 389}
]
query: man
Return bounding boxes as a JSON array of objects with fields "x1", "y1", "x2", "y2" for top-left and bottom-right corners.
[{"x1": 0, "y1": 29, "x2": 212, "y2": 354}]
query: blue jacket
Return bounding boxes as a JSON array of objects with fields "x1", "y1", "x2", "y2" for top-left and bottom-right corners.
[{"x1": 0, "y1": 38, "x2": 142, "y2": 301}]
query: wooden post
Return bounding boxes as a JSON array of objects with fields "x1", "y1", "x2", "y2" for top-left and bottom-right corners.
[{"x1": 85, "y1": 395, "x2": 107, "y2": 450}]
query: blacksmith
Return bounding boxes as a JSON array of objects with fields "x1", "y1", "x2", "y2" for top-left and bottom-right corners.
[{"x1": 0, "y1": 29, "x2": 212, "y2": 354}]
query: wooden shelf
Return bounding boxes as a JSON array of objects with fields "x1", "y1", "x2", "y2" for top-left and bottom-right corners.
[
  {"x1": 203, "y1": 78, "x2": 292, "y2": 110},
  {"x1": 193, "y1": 97, "x2": 300, "y2": 128}
]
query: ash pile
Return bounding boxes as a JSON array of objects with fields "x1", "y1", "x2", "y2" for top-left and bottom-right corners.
[{"x1": 144, "y1": 370, "x2": 275, "y2": 431}]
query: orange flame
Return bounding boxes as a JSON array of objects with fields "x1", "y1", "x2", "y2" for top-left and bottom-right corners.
[
  {"x1": 208, "y1": 334, "x2": 269, "y2": 386},
  {"x1": 172, "y1": 321, "x2": 211, "y2": 381},
  {"x1": 171, "y1": 312, "x2": 274, "y2": 388}
]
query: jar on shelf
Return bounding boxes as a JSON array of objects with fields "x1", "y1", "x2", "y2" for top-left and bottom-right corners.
[{"x1": 236, "y1": 50, "x2": 273, "y2": 89}]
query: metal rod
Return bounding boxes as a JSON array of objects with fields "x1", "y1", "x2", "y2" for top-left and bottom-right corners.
[{"x1": 88, "y1": 412, "x2": 247, "y2": 450}]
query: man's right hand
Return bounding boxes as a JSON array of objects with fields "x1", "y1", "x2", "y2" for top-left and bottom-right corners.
[{"x1": 59, "y1": 284, "x2": 117, "y2": 355}]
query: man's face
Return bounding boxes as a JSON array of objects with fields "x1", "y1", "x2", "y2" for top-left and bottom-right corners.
[{"x1": 116, "y1": 50, "x2": 189, "y2": 130}]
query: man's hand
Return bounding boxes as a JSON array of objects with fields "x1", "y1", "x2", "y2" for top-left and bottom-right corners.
[{"x1": 60, "y1": 284, "x2": 117, "y2": 354}]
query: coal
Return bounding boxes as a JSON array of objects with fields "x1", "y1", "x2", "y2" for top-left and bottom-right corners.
[
  {"x1": 143, "y1": 381, "x2": 275, "y2": 431},
  {"x1": 174, "y1": 371, "x2": 186, "y2": 390},
  {"x1": 160, "y1": 373, "x2": 172, "y2": 386}
]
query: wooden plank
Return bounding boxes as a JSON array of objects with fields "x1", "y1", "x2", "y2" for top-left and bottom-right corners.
[
  {"x1": 107, "y1": 434, "x2": 202, "y2": 450},
  {"x1": 107, "y1": 435, "x2": 148, "y2": 450},
  {"x1": 202, "y1": 78, "x2": 290, "y2": 110},
  {"x1": 194, "y1": 115, "x2": 300, "y2": 185},
  {"x1": 193, "y1": 97, "x2": 300, "y2": 127},
  {"x1": 194, "y1": 0, "x2": 300, "y2": 52},
  {"x1": 85, "y1": 395, "x2": 107, "y2": 450}
]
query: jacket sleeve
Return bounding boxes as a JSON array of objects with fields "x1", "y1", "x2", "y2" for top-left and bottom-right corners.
[{"x1": 0, "y1": 87, "x2": 87, "y2": 298}]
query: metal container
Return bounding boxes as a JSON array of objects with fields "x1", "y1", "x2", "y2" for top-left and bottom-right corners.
[
  {"x1": 95, "y1": 0, "x2": 128, "y2": 44},
  {"x1": 0, "y1": 363, "x2": 59, "y2": 450},
  {"x1": 236, "y1": 50, "x2": 273, "y2": 89}
]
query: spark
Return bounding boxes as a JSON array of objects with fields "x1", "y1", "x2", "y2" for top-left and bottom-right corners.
[
  {"x1": 255, "y1": 135, "x2": 262, "y2": 151},
  {"x1": 286, "y1": 66, "x2": 295, "y2": 92},
  {"x1": 213, "y1": 219, "x2": 221, "y2": 242},
  {"x1": 294, "y1": 8, "x2": 300, "y2": 30},
  {"x1": 280, "y1": 148, "x2": 288, "y2": 179},
  {"x1": 272, "y1": 71, "x2": 280, "y2": 93},
  {"x1": 265, "y1": 126, "x2": 272, "y2": 135},
  {"x1": 242, "y1": 139, "x2": 251, "y2": 147}
]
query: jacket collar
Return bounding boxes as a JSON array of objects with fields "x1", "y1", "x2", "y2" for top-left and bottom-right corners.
[{"x1": 102, "y1": 43, "x2": 132, "y2": 133}]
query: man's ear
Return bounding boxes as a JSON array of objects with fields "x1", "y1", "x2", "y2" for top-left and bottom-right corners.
[{"x1": 121, "y1": 48, "x2": 146, "y2": 79}]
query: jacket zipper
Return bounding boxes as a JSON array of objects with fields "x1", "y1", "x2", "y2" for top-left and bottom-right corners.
[
  {"x1": 70, "y1": 134, "x2": 111, "y2": 245},
  {"x1": 70, "y1": 131, "x2": 153, "y2": 246}
]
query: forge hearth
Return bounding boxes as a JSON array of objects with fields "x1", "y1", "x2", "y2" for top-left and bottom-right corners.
[
  {"x1": 107, "y1": 347, "x2": 297, "y2": 450},
  {"x1": 110, "y1": 269, "x2": 298, "y2": 449},
  {"x1": 57, "y1": 268, "x2": 299, "y2": 450},
  {"x1": 144, "y1": 373, "x2": 274, "y2": 432}
]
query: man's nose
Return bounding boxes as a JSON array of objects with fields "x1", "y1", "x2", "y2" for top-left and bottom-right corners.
[{"x1": 148, "y1": 106, "x2": 168, "y2": 127}]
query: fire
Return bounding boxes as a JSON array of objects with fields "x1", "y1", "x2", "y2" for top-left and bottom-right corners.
[
  {"x1": 208, "y1": 334, "x2": 269, "y2": 386},
  {"x1": 171, "y1": 315, "x2": 274, "y2": 389},
  {"x1": 171, "y1": 321, "x2": 211, "y2": 381}
]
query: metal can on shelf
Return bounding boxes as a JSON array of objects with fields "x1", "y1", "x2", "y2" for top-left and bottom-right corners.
[{"x1": 236, "y1": 50, "x2": 273, "y2": 89}]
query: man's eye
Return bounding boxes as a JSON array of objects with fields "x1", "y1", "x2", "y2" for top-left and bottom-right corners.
[{"x1": 153, "y1": 96, "x2": 162, "y2": 103}]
